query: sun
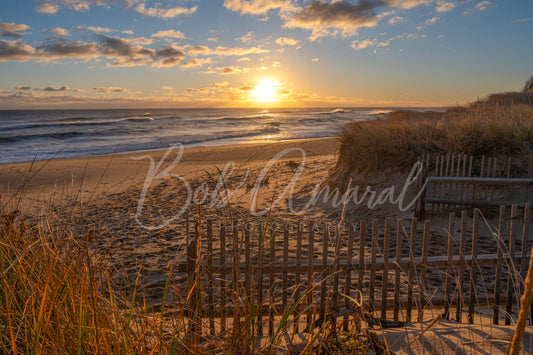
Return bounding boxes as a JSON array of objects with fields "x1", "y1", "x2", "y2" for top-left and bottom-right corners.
[{"x1": 252, "y1": 80, "x2": 279, "y2": 103}]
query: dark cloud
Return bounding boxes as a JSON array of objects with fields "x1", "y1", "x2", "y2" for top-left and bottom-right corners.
[
  {"x1": 15, "y1": 85, "x2": 31, "y2": 90},
  {"x1": 42, "y1": 86, "x2": 69, "y2": 92},
  {"x1": 285, "y1": 0, "x2": 387, "y2": 39},
  {"x1": 0, "y1": 40, "x2": 34, "y2": 61}
]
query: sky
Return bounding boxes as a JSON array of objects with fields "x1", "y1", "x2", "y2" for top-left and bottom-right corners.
[{"x1": 0, "y1": 0, "x2": 532, "y2": 109}]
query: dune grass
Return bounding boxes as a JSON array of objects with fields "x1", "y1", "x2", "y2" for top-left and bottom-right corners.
[{"x1": 330, "y1": 91, "x2": 533, "y2": 186}]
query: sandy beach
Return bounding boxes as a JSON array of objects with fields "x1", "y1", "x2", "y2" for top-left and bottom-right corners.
[{"x1": 2, "y1": 137, "x2": 533, "y2": 353}]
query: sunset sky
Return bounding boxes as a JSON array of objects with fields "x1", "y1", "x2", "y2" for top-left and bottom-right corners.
[{"x1": 0, "y1": 0, "x2": 532, "y2": 108}]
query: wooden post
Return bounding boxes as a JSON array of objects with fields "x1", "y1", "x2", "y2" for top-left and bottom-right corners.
[
  {"x1": 468, "y1": 209, "x2": 480, "y2": 324},
  {"x1": 493, "y1": 206, "x2": 506, "y2": 325},
  {"x1": 444, "y1": 212, "x2": 454, "y2": 320},
  {"x1": 381, "y1": 218, "x2": 391, "y2": 320},
  {"x1": 394, "y1": 219, "x2": 403, "y2": 322}
]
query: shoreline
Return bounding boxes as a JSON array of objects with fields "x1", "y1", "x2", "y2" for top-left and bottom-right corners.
[{"x1": 0, "y1": 137, "x2": 339, "y2": 210}]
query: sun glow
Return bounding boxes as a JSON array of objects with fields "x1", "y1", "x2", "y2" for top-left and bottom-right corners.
[{"x1": 252, "y1": 80, "x2": 279, "y2": 103}]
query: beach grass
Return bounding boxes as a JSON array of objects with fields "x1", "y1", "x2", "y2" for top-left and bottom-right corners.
[{"x1": 330, "y1": 91, "x2": 533, "y2": 186}]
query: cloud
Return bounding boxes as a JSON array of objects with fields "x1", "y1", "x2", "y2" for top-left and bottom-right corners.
[
  {"x1": 135, "y1": 3, "x2": 197, "y2": 19},
  {"x1": 218, "y1": 66, "x2": 242, "y2": 75},
  {"x1": 0, "y1": 40, "x2": 35, "y2": 61},
  {"x1": 35, "y1": 3, "x2": 59, "y2": 14},
  {"x1": 463, "y1": 1, "x2": 494, "y2": 15},
  {"x1": 436, "y1": 1, "x2": 455, "y2": 13},
  {"x1": 91, "y1": 86, "x2": 129, "y2": 93},
  {"x1": 152, "y1": 30, "x2": 186, "y2": 39},
  {"x1": 387, "y1": 0, "x2": 434, "y2": 9},
  {"x1": 236, "y1": 31, "x2": 254, "y2": 44},
  {"x1": 237, "y1": 57, "x2": 250, "y2": 62},
  {"x1": 223, "y1": 0, "x2": 297, "y2": 16},
  {"x1": 284, "y1": 0, "x2": 388, "y2": 40},
  {"x1": 207, "y1": 36, "x2": 218, "y2": 42},
  {"x1": 44, "y1": 27, "x2": 70, "y2": 36},
  {"x1": 352, "y1": 32, "x2": 423, "y2": 50},
  {"x1": 152, "y1": 45, "x2": 186, "y2": 67},
  {"x1": 311, "y1": 58, "x2": 319, "y2": 62},
  {"x1": 388, "y1": 16, "x2": 406, "y2": 24},
  {"x1": 511, "y1": 18, "x2": 533, "y2": 24},
  {"x1": 351, "y1": 39, "x2": 375, "y2": 50},
  {"x1": 86, "y1": 26, "x2": 112, "y2": 33},
  {"x1": 424, "y1": 16, "x2": 439, "y2": 25},
  {"x1": 161, "y1": 86, "x2": 173, "y2": 91},
  {"x1": 211, "y1": 81, "x2": 229, "y2": 88},
  {"x1": 0, "y1": 21, "x2": 31, "y2": 38},
  {"x1": 275, "y1": 37, "x2": 298, "y2": 46},
  {"x1": 42, "y1": 86, "x2": 69, "y2": 92},
  {"x1": 272, "y1": 61, "x2": 280, "y2": 68},
  {"x1": 15, "y1": 85, "x2": 31, "y2": 90},
  {"x1": 179, "y1": 57, "x2": 212, "y2": 68},
  {"x1": 122, "y1": 30, "x2": 134, "y2": 35},
  {"x1": 185, "y1": 44, "x2": 269, "y2": 57}
]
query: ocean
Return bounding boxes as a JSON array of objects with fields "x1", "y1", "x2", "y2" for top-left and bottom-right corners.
[{"x1": 0, "y1": 107, "x2": 395, "y2": 164}]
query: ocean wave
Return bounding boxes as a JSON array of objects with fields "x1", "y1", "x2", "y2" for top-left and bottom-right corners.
[{"x1": 0, "y1": 115, "x2": 156, "y2": 132}]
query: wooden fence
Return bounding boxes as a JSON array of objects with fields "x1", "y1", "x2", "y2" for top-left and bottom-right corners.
[
  {"x1": 417, "y1": 154, "x2": 533, "y2": 216},
  {"x1": 180, "y1": 204, "x2": 532, "y2": 337}
]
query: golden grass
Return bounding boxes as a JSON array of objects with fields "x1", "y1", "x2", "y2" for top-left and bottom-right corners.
[{"x1": 330, "y1": 92, "x2": 533, "y2": 186}]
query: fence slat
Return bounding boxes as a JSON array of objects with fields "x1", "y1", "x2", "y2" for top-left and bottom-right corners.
[
  {"x1": 245, "y1": 224, "x2": 251, "y2": 307},
  {"x1": 268, "y1": 226, "x2": 276, "y2": 336},
  {"x1": 468, "y1": 209, "x2": 480, "y2": 324},
  {"x1": 256, "y1": 223, "x2": 264, "y2": 335},
  {"x1": 444, "y1": 212, "x2": 454, "y2": 320},
  {"x1": 381, "y1": 218, "x2": 391, "y2": 320},
  {"x1": 220, "y1": 223, "x2": 227, "y2": 332},
  {"x1": 282, "y1": 223, "x2": 289, "y2": 309},
  {"x1": 319, "y1": 223, "x2": 329, "y2": 321},
  {"x1": 506, "y1": 205, "x2": 519, "y2": 325},
  {"x1": 232, "y1": 223, "x2": 242, "y2": 335},
  {"x1": 358, "y1": 220, "x2": 367, "y2": 291},
  {"x1": 369, "y1": 219, "x2": 379, "y2": 314},
  {"x1": 456, "y1": 210, "x2": 467, "y2": 322},
  {"x1": 207, "y1": 220, "x2": 215, "y2": 334},
  {"x1": 332, "y1": 224, "x2": 341, "y2": 312},
  {"x1": 419, "y1": 220, "x2": 430, "y2": 322},
  {"x1": 344, "y1": 222, "x2": 355, "y2": 331},
  {"x1": 294, "y1": 222, "x2": 303, "y2": 333},
  {"x1": 521, "y1": 203, "x2": 531, "y2": 281},
  {"x1": 394, "y1": 219, "x2": 403, "y2": 321},
  {"x1": 407, "y1": 218, "x2": 417, "y2": 322},
  {"x1": 493, "y1": 205, "x2": 506, "y2": 325},
  {"x1": 307, "y1": 221, "x2": 316, "y2": 331}
]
